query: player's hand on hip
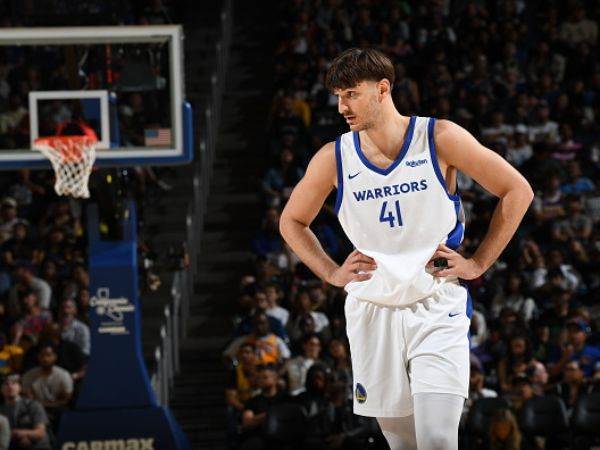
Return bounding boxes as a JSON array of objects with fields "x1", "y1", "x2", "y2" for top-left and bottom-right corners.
[
  {"x1": 427, "y1": 243, "x2": 484, "y2": 280},
  {"x1": 327, "y1": 249, "x2": 377, "y2": 287}
]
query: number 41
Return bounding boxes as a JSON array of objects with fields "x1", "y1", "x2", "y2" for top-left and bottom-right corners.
[{"x1": 379, "y1": 200, "x2": 403, "y2": 228}]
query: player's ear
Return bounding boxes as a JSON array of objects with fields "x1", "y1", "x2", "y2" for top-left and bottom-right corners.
[{"x1": 378, "y1": 79, "x2": 390, "y2": 100}]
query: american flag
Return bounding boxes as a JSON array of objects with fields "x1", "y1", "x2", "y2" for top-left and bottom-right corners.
[{"x1": 144, "y1": 128, "x2": 172, "y2": 146}]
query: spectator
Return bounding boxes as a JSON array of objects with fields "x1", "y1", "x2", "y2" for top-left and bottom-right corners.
[
  {"x1": 261, "y1": 148, "x2": 304, "y2": 208},
  {"x1": 235, "y1": 289, "x2": 288, "y2": 342},
  {"x1": 12, "y1": 291, "x2": 52, "y2": 345},
  {"x1": 491, "y1": 273, "x2": 538, "y2": 323},
  {"x1": 560, "y1": 161, "x2": 596, "y2": 196},
  {"x1": 22, "y1": 323, "x2": 86, "y2": 381},
  {"x1": 1, "y1": 221, "x2": 41, "y2": 275},
  {"x1": 550, "y1": 360, "x2": 588, "y2": 414},
  {"x1": 263, "y1": 283, "x2": 289, "y2": 326},
  {"x1": 58, "y1": 298, "x2": 90, "y2": 356},
  {"x1": 552, "y1": 196, "x2": 593, "y2": 242},
  {"x1": 224, "y1": 313, "x2": 291, "y2": 367},
  {"x1": 251, "y1": 208, "x2": 288, "y2": 270},
  {"x1": 481, "y1": 111, "x2": 513, "y2": 147},
  {"x1": 22, "y1": 343, "x2": 73, "y2": 412},
  {"x1": 463, "y1": 356, "x2": 497, "y2": 425},
  {"x1": 549, "y1": 319, "x2": 600, "y2": 378},
  {"x1": 0, "y1": 374, "x2": 50, "y2": 450},
  {"x1": 505, "y1": 124, "x2": 532, "y2": 167},
  {"x1": 0, "y1": 413, "x2": 8, "y2": 450},
  {"x1": 528, "y1": 101, "x2": 559, "y2": 144},
  {"x1": 325, "y1": 381, "x2": 374, "y2": 450},
  {"x1": 558, "y1": 6, "x2": 597, "y2": 46},
  {"x1": 508, "y1": 373, "x2": 538, "y2": 412},
  {"x1": 0, "y1": 95, "x2": 27, "y2": 148},
  {"x1": 469, "y1": 308, "x2": 488, "y2": 349},
  {"x1": 0, "y1": 332, "x2": 23, "y2": 376},
  {"x1": 0, "y1": 197, "x2": 20, "y2": 245},
  {"x1": 239, "y1": 364, "x2": 289, "y2": 450},
  {"x1": 497, "y1": 334, "x2": 546, "y2": 394},
  {"x1": 281, "y1": 333, "x2": 324, "y2": 395},
  {"x1": 226, "y1": 343, "x2": 259, "y2": 413},
  {"x1": 9, "y1": 266, "x2": 52, "y2": 311},
  {"x1": 287, "y1": 289, "x2": 330, "y2": 344},
  {"x1": 324, "y1": 338, "x2": 352, "y2": 398},
  {"x1": 293, "y1": 364, "x2": 334, "y2": 449},
  {"x1": 532, "y1": 175, "x2": 565, "y2": 224},
  {"x1": 488, "y1": 408, "x2": 522, "y2": 450}
]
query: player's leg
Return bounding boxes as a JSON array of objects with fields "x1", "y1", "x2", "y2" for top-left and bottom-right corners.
[
  {"x1": 413, "y1": 392, "x2": 463, "y2": 450},
  {"x1": 376, "y1": 415, "x2": 417, "y2": 450},
  {"x1": 344, "y1": 295, "x2": 413, "y2": 417},
  {"x1": 403, "y1": 282, "x2": 471, "y2": 449}
]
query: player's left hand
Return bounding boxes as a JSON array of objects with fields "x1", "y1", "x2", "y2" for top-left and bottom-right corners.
[{"x1": 427, "y1": 243, "x2": 484, "y2": 280}]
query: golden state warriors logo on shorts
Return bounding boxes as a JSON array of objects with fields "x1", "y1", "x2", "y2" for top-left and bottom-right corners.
[{"x1": 355, "y1": 383, "x2": 367, "y2": 404}]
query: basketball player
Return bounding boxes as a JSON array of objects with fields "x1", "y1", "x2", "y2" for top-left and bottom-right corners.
[{"x1": 279, "y1": 48, "x2": 533, "y2": 450}]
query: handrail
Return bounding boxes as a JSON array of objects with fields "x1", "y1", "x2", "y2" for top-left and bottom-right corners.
[{"x1": 150, "y1": 0, "x2": 232, "y2": 406}]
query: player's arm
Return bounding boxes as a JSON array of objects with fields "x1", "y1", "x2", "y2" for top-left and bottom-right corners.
[
  {"x1": 430, "y1": 120, "x2": 534, "y2": 278},
  {"x1": 279, "y1": 142, "x2": 376, "y2": 287}
]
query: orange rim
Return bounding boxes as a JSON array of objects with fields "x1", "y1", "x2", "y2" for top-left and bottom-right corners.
[{"x1": 34, "y1": 136, "x2": 97, "y2": 163}]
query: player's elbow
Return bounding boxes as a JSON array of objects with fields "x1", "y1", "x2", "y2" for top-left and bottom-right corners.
[
  {"x1": 507, "y1": 178, "x2": 534, "y2": 204},
  {"x1": 278, "y1": 210, "x2": 293, "y2": 242},
  {"x1": 279, "y1": 210, "x2": 306, "y2": 243},
  {"x1": 523, "y1": 180, "x2": 535, "y2": 205}
]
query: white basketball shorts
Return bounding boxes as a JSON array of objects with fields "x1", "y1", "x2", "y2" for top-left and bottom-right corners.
[{"x1": 344, "y1": 280, "x2": 472, "y2": 417}]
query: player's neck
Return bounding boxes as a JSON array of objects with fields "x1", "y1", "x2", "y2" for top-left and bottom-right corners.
[{"x1": 363, "y1": 109, "x2": 410, "y2": 160}]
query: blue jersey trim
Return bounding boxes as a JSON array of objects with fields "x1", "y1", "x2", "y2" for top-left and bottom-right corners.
[
  {"x1": 353, "y1": 115, "x2": 416, "y2": 176},
  {"x1": 446, "y1": 199, "x2": 465, "y2": 250},
  {"x1": 334, "y1": 136, "x2": 343, "y2": 215},
  {"x1": 428, "y1": 117, "x2": 461, "y2": 201},
  {"x1": 460, "y1": 281, "x2": 474, "y2": 348}
]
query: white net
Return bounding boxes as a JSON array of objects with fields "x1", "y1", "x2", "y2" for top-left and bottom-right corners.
[{"x1": 34, "y1": 136, "x2": 97, "y2": 198}]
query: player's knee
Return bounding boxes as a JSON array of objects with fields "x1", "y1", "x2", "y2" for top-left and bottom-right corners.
[{"x1": 420, "y1": 428, "x2": 453, "y2": 450}]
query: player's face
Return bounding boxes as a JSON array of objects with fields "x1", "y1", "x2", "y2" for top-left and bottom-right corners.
[{"x1": 335, "y1": 81, "x2": 382, "y2": 131}]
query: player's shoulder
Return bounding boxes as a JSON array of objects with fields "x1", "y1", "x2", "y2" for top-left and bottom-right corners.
[
  {"x1": 433, "y1": 118, "x2": 463, "y2": 139},
  {"x1": 302, "y1": 140, "x2": 338, "y2": 187},
  {"x1": 308, "y1": 140, "x2": 336, "y2": 169},
  {"x1": 432, "y1": 118, "x2": 474, "y2": 153}
]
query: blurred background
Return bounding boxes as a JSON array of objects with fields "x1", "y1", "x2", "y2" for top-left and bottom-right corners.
[{"x1": 0, "y1": 0, "x2": 599, "y2": 449}]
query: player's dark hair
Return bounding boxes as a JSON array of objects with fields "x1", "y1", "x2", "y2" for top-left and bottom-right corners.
[{"x1": 325, "y1": 47, "x2": 395, "y2": 92}]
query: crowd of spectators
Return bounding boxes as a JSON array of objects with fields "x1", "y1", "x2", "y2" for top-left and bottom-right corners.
[{"x1": 224, "y1": 1, "x2": 599, "y2": 449}]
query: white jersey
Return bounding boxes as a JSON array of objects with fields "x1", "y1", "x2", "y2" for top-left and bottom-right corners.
[{"x1": 334, "y1": 116, "x2": 465, "y2": 307}]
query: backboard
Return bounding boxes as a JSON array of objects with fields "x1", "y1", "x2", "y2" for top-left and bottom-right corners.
[{"x1": 0, "y1": 25, "x2": 192, "y2": 169}]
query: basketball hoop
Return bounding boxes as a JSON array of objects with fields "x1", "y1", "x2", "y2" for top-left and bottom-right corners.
[{"x1": 34, "y1": 135, "x2": 97, "y2": 198}]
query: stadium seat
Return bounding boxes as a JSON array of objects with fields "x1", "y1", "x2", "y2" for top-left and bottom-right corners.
[
  {"x1": 519, "y1": 396, "x2": 570, "y2": 449},
  {"x1": 571, "y1": 393, "x2": 600, "y2": 449},
  {"x1": 467, "y1": 397, "x2": 510, "y2": 435},
  {"x1": 263, "y1": 403, "x2": 307, "y2": 447},
  {"x1": 519, "y1": 395, "x2": 569, "y2": 435}
]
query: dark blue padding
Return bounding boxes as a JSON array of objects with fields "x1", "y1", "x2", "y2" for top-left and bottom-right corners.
[
  {"x1": 352, "y1": 116, "x2": 416, "y2": 175},
  {"x1": 77, "y1": 202, "x2": 156, "y2": 409},
  {"x1": 57, "y1": 202, "x2": 191, "y2": 448},
  {"x1": 334, "y1": 136, "x2": 343, "y2": 215}
]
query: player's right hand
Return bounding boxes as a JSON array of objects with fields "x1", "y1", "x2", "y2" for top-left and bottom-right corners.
[{"x1": 327, "y1": 249, "x2": 377, "y2": 287}]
